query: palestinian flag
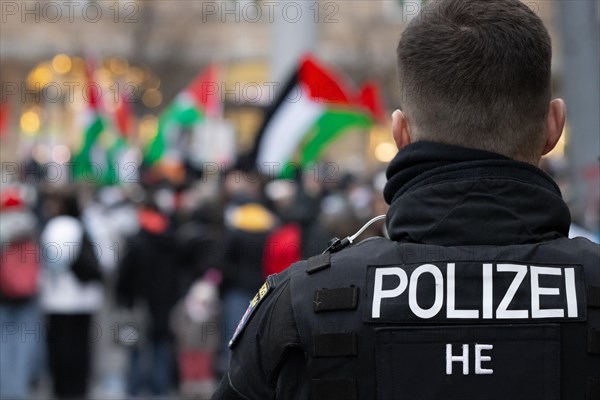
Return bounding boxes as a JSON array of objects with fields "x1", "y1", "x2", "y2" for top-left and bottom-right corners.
[
  {"x1": 251, "y1": 56, "x2": 383, "y2": 176},
  {"x1": 72, "y1": 60, "x2": 107, "y2": 182},
  {"x1": 104, "y1": 88, "x2": 137, "y2": 184},
  {"x1": 73, "y1": 60, "x2": 130, "y2": 185},
  {"x1": 144, "y1": 64, "x2": 221, "y2": 165}
]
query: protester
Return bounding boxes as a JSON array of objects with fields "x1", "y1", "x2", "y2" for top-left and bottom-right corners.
[
  {"x1": 219, "y1": 170, "x2": 276, "y2": 370},
  {"x1": 39, "y1": 191, "x2": 104, "y2": 399},
  {"x1": 0, "y1": 186, "x2": 40, "y2": 400},
  {"x1": 116, "y1": 199, "x2": 180, "y2": 397}
]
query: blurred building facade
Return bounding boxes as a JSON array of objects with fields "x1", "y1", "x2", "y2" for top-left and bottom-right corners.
[
  {"x1": 2, "y1": 1, "x2": 598, "y2": 229},
  {"x1": 0, "y1": 0, "x2": 562, "y2": 154}
]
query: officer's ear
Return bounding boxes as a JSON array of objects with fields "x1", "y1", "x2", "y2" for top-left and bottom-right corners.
[
  {"x1": 542, "y1": 99, "x2": 566, "y2": 156},
  {"x1": 392, "y1": 109, "x2": 412, "y2": 151}
]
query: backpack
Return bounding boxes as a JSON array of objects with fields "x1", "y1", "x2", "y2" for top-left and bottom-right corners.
[
  {"x1": 0, "y1": 239, "x2": 40, "y2": 299},
  {"x1": 70, "y1": 232, "x2": 103, "y2": 283}
]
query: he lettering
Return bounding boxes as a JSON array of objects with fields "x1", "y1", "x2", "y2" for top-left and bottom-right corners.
[
  {"x1": 446, "y1": 344, "x2": 494, "y2": 375},
  {"x1": 371, "y1": 263, "x2": 579, "y2": 319}
]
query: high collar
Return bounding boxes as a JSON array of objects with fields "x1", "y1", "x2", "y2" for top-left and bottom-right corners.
[{"x1": 384, "y1": 142, "x2": 571, "y2": 246}]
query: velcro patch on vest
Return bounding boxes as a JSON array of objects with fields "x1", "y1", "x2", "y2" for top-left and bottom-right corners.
[
  {"x1": 306, "y1": 253, "x2": 331, "y2": 274},
  {"x1": 313, "y1": 333, "x2": 358, "y2": 357},
  {"x1": 228, "y1": 277, "x2": 274, "y2": 348},
  {"x1": 364, "y1": 262, "x2": 587, "y2": 323},
  {"x1": 314, "y1": 287, "x2": 359, "y2": 312},
  {"x1": 310, "y1": 379, "x2": 357, "y2": 400},
  {"x1": 375, "y1": 324, "x2": 560, "y2": 400},
  {"x1": 587, "y1": 286, "x2": 600, "y2": 308}
]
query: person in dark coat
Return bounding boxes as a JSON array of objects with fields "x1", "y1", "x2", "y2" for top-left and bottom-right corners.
[
  {"x1": 117, "y1": 201, "x2": 180, "y2": 397},
  {"x1": 218, "y1": 171, "x2": 276, "y2": 371}
]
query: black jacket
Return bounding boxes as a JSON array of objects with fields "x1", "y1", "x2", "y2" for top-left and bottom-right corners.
[
  {"x1": 117, "y1": 228, "x2": 180, "y2": 340},
  {"x1": 221, "y1": 201, "x2": 276, "y2": 294},
  {"x1": 214, "y1": 143, "x2": 600, "y2": 400}
]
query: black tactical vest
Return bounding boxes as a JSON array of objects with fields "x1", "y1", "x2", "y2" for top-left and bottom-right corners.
[{"x1": 289, "y1": 236, "x2": 600, "y2": 400}]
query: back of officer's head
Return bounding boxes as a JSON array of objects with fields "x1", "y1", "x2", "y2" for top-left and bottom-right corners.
[{"x1": 395, "y1": 0, "x2": 564, "y2": 164}]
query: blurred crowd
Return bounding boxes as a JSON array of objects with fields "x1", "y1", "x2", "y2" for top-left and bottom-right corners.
[
  {"x1": 0, "y1": 160, "x2": 389, "y2": 400},
  {"x1": 1, "y1": 155, "x2": 598, "y2": 400}
]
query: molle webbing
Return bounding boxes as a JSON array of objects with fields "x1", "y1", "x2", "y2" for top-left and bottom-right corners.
[
  {"x1": 587, "y1": 378, "x2": 600, "y2": 400},
  {"x1": 310, "y1": 379, "x2": 357, "y2": 400},
  {"x1": 588, "y1": 329, "x2": 600, "y2": 354},
  {"x1": 313, "y1": 333, "x2": 358, "y2": 358}
]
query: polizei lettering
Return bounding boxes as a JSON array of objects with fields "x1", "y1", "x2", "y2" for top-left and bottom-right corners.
[{"x1": 366, "y1": 263, "x2": 586, "y2": 322}]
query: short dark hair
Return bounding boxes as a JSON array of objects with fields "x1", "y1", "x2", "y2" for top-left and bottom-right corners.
[{"x1": 397, "y1": 0, "x2": 552, "y2": 161}]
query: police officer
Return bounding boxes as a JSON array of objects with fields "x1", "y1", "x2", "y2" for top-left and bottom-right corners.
[{"x1": 213, "y1": 0, "x2": 600, "y2": 398}]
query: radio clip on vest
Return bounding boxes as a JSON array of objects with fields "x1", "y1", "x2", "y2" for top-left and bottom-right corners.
[{"x1": 322, "y1": 214, "x2": 386, "y2": 254}]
